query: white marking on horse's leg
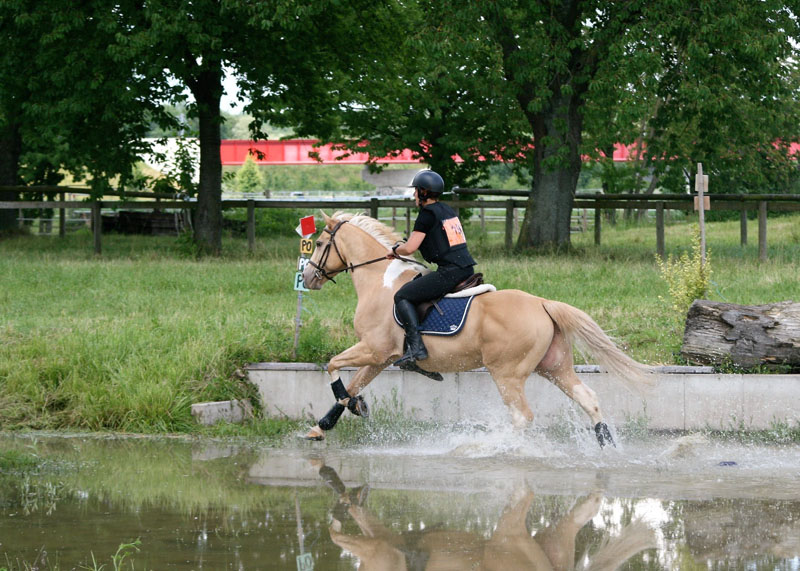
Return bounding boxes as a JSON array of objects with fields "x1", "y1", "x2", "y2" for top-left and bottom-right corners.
[
  {"x1": 305, "y1": 425, "x2": 325, "y2": 440},
  {"x1": 571, "y1": 383, "x2": 603, "y2": 425},
  {"x1": 510, "y1": 405, "x2": 530, "y2": 429}
]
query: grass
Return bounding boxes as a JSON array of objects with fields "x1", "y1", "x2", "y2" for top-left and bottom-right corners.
[{"x1": 0, "y1": 212, "x2": 798, "y2": 432}]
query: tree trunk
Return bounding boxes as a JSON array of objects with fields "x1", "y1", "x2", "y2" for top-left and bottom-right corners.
[
  {"x1": 192, "y1": 65, "x2": 223, "y2": 256},
  {"x1": 0, "y1": 123, "x2": 21, "y2": 231},
  {"x1": 681, "y1": 300, "x2": 800, "y2": 369},
  {"x1": 517, "y1": 93, "x2": 582, "y2": 250}
]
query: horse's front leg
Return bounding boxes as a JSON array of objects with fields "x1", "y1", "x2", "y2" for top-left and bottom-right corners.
[{"x1": 305, "y1": 341, "x2": 392, "y2": 441}]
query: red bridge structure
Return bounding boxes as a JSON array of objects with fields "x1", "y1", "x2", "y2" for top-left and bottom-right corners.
[{"x1": 220, "y1": 140, "x2": 643, "y2": 166}]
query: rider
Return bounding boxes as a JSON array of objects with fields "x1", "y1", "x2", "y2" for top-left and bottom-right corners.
[{"x1": 387, "y1": 170, "x2": 476, "y2": 369}]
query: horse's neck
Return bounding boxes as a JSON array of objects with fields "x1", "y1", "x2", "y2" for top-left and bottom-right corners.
[{"x1": 340, "y1": 227, "x2": 414, "y2": 308}]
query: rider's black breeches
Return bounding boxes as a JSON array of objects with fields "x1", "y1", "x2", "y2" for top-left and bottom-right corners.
[{"x1": 394, "y1": 265, "x2": 474, "y2": 305}]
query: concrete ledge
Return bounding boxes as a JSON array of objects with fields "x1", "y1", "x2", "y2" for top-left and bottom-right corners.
[
  {"x1": 246, "y1": 363, "x2": 800, "y2": 431},
  {"x1": 191, "y1": 399, "x2": 253, "y2": 425}
]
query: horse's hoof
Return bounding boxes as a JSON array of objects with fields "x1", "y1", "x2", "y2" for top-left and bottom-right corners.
[
  {"x1": 347, "y1": 395, "x2": 370, "y2": 419},
  {"x1": 594, "y1": 422, "x2": 616, "y2": 448},
  {"x1": 349, "y1": 484, "x2": 370, "y2": 507},
  {"x1": 303, "y1": 426, "x2": 325, "y2": 441}
]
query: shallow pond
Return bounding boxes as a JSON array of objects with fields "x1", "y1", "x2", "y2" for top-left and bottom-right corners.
[{"x1": 0, "y1": 428, "x2": 799, "y2": 570}]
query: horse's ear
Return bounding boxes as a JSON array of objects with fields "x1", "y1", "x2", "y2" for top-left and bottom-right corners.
[{"x1": 320, "y1": 211, "x2": 335, "y2": 228}]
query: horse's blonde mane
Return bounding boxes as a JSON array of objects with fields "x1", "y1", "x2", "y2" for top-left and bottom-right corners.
[{"x1": 331, "y1": 211, "x2": 402, "y2": 249}]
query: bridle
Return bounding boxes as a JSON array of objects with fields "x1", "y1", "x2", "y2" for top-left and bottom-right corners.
[{"x1": 307, "y1": 220, "x2": 424, "y2": 284}]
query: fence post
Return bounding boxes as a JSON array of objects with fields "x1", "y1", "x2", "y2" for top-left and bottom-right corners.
[
  {"x1": 59, "y1": 191, "x2": 66, "y2": 237},
  {"x1": 505, "y1": 200, "x2": 514, "y2": 251},
  {"x1": 405, "y1": 207, "x2": 411, "y2": 236},
  {"x1": 247, "y1": 199, "x2": 255, "y2": 252},
  {"x1": 369, "y1": 197, "x2": 379, "y2": 220},
  {"x1": 594, "y1": 195, "x2": 601, "y2": 246},
  {"x1": 480, "y1": 205, "x2": 485, "y2": 231},
  {"x1": 740, "y1": 203, "x2": 747, "y2": 246},
  {"x1": 758, "y1": 200, "x2": 767, "y2": 261},
  {"x1": 92, "y1": 201, "x2": 102, "y2": 255},
  {"x1": 655, "y1": 202, "x2": 665, "y2": 259}
]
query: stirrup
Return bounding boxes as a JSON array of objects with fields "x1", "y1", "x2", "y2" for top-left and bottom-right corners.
[
  {"x1": 393, "y1": 346, "x2": 428, "y2": 368},
  {"x1": 393, "y1": 352, "x2": 417, "y2": 368}
]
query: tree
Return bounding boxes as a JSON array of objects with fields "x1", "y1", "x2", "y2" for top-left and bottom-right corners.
[
  {"x1": 311, "y1": 2, "x2": 525, "y2": 190},
  {"x1": 235, "y1": 155, "x2": 263, "y2": 194},
  {"x1": 583, "y1": 1, "x2": 800, "y2": 197},
  {"x1": 1, "y1": 1, "x2": 398, "y2": 250},
  {"x1": 110, "y1": 0, "x2": 400, "y2": 255},
  {"x1": 0, "y1": 2, "x2": 25, "y2": 230},
  {"x1": 0, "y1": 0, "x2": 172, "y2": 228},
  {"x1": 321, "y1": 0, "x2": 800, "y2": 249},
  {"x1": 461, "y1": 0, "x2": 800, "y2": 248}
]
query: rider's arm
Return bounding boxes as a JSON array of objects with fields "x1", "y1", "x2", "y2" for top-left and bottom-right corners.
[{"x1": 390, "y1": 231, "x2": 425, "y2": 257}]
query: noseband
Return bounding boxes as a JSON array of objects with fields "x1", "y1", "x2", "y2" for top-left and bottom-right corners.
[{"x1": 307, "y1": 219, "x2": 425, "y2": 284}]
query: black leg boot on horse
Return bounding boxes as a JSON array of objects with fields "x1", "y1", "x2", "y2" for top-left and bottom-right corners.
[{"x1": 393, "y1": 299, "x2": 428, "y2": 369}]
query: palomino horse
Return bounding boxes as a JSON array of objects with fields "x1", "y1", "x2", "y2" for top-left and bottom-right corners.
[
  {"x1": 312, "y1": 459, "x2": 657, "y2": 570},
  {"x1": 302, "y1": 211, "x2": 654, "y2": 446}
]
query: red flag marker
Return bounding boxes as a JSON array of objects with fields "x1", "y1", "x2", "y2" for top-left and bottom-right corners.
[{"x1": 296, "y1": 215, "x2": 316, "y2": 238}]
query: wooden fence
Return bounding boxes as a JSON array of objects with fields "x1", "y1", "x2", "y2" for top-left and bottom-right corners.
[{"x1": 2, "y1": 185, "x2": 799, "y2": 260}]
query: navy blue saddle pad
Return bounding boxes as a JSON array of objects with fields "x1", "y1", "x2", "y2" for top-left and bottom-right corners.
[{"x1": 393, "y1": 296, "x2": 475, "y2": 336}]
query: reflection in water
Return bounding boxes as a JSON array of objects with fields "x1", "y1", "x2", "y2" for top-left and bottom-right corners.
[
  {"x1": 0, "y1": 434, "x2": 798, "y2": 569},
  {"x1": 311, "y1": 458, "x2": 656, "y2": 570}
]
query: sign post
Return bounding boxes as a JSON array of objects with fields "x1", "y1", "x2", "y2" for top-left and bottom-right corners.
[
  {"x1": 292, "y1": 216, "x2": 315, "y2": 360},
  {"x1": 694, "y1": 163, "x2": 709, "y2": 266},
  {"x1": 295, "y1": 492, "x2": 314, "y2": 571}
]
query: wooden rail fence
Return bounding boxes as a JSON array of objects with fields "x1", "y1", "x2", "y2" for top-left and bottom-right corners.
[{"x1": 2, "y1": 186, "x2": 799, "y2": 260}]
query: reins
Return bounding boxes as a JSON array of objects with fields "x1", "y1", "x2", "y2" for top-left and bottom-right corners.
[{"x1": 308, "y1": 219, "x2": 425, "y2": 284}]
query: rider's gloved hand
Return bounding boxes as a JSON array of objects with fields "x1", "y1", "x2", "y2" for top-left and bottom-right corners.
[{"x1": 386, "y1": 243, "x2": 401, "y2": 259}]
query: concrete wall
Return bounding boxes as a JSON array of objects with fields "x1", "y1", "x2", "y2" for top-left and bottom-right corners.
[{"x1": 246, "y1": 363, "x2": 800, "y2": 431}]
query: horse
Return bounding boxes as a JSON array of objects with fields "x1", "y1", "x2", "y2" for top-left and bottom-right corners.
[
  {"x1": 312, "y1": 458, "x2": 656, "y2": 570},
  {"x1": 301, "y1": 211, "x2": 655, "y2": 446}
]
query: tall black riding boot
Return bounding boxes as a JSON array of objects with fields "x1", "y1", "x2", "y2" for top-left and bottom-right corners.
[{"x1": 393, "y1": 298, "x2": 428, "y2": 368}]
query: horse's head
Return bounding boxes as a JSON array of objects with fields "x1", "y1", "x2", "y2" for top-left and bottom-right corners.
[{"x1": 303, "y1": 212, "x2": 350, "y2": 290}]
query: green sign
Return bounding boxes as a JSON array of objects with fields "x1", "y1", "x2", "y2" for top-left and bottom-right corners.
[{"x1": 293, "y1": 271, "x2": 309, "y2": 292}]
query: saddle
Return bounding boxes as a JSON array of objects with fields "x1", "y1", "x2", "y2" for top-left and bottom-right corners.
[
  {"x1": 395, "y1": 273, "x2": 492, "y2": 383},
  {"x1": 415, "y1": 273, "x2": 485, "y2": 322}
]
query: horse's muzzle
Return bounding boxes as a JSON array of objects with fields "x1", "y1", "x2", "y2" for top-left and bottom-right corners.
[{"x1": 302, "y1": 265, "x2": 324, "y2": 290}]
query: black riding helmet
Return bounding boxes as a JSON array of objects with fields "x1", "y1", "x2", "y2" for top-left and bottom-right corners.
[{"x1": 410, "y1": 170, "x2": 444, "y2": 200}]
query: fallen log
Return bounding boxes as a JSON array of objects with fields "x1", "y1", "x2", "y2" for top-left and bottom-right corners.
[{"x1": 681, "y1": 300, "x2": 800, "y2": 369}]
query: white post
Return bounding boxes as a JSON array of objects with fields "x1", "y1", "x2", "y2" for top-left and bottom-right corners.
[
  {"x1": 695, "y1": 163, "x2": 708, "y2": 266},
  {"x1": 292, "y1": 291, "x2": 303, "y2": 360}
]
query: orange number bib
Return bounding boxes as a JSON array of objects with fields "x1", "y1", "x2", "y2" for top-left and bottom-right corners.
[{"x1": 442, "y1": 217, "x2": 467, "y2": 246}]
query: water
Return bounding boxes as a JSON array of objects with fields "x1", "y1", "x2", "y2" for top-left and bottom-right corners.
[{"x1": 1, "y1": 430, "x2": 798, "y2": 570}]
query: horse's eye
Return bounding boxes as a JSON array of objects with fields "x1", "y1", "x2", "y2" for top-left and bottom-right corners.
[{"x1": 316, "y1": 241, "x2": 322, "y2": 247}]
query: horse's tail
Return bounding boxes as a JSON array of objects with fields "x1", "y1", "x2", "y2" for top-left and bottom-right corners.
[{"x1": 542, "y1": 300, "x2": 656, "y2": 393}]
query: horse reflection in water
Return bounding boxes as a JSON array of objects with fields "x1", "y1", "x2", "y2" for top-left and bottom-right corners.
[{"x1": 311, "y1": 459, "x2": 656, "y2": 571}]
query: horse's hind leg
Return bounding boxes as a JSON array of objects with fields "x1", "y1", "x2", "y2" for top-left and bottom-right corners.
[
  {"x1": 536, "y1": 328, "x2": 614, "y2": 447},
  {"x1": 486, "y1": 370, "x2": 534, "y2": 429}
]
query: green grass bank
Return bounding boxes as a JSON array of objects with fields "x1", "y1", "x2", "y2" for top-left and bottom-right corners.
[{"x1": 1, "y1": 212, "x2": 798, "y2": 432}]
